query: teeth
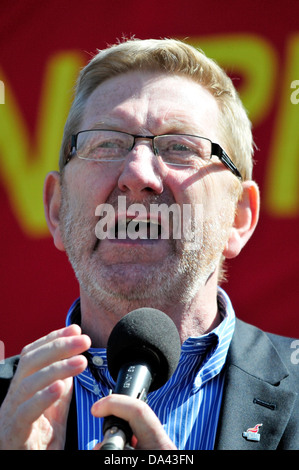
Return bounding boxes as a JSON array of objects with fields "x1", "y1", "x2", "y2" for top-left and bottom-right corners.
[
  {"x1": 125, "y1": 218, "x2": 160, "y2": 225},
  {"x1": 115, "y1": 218, "x2": 162, "y2": 239}
]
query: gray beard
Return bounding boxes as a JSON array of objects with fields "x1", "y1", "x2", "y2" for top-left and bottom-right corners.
[{"x1": 59, "y1": 184, "x2": 235, "y2": 315}]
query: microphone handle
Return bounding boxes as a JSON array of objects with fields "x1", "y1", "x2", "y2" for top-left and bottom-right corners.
[
  {"x1": 100, "y1": 363, "x2": 153, "y2": 450},
  {"x1": 101, "y1": 416, "x2": 132, "y2": 450}
]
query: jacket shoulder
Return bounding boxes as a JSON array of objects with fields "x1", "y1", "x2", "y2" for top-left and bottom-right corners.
[
  {"x1": 216, "y1": 319, "x2": 299, "y2": 449},
  {"x1": 266, "y1": 330, "x2": 299, "y2": 364},
  {"x1": 235, "y1": 318, "x2": 299, "y2": 378}
]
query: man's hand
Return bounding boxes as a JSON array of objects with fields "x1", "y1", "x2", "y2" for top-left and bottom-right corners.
[
  {"x1": 92, "y1": 395, "x2": 177, "y2": 450},
  {"x1": 0, "y1": 324, "x2": 90, "y2": 450}
]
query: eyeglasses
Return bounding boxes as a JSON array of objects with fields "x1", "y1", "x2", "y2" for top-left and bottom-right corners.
[{"x1": 66, "y1": 129, "x2": 242, "y2": 180}]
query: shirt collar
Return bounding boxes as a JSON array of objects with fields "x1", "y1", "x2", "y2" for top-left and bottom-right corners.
[
  {"x1": 66, "y1": 286, "x2": 235, "y2": 394},
  {"x1": 65, "y1": 287, "x2": 233, "y2": 336}
]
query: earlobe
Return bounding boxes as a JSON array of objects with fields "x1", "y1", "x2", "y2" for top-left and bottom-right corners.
[
  {"x1": 43, "y1": 171, "x2": 65, "y2": 252},
  {"x1": 223, "y1": 181, "x2": 260, "y2": 259}
]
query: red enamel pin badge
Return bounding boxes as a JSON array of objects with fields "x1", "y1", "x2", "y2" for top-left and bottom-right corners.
[{"x1": 242, "y1": 423, "x2": 263, "y2": 442}]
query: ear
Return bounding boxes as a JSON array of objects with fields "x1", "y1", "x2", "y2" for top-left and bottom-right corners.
[
  {"x1": 43, "y1": 171, "x2": 65, "y2": 252},
  {"x1": 223, "y1": 181, "x2": 260, "y2": 259}
]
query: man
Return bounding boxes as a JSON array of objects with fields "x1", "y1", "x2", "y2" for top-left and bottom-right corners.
[{"x1": 0, "y1": 38, "x2": 298, "y2": 450}]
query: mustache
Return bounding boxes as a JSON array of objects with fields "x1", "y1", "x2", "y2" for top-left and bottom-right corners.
[{"x1": 103, "y1": 190, "x2": 176, "y2": 210}]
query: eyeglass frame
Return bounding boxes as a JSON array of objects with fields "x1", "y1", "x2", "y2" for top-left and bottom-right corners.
[{"x1": 65, "y1": 129, "x2": 243, "y2": 180}]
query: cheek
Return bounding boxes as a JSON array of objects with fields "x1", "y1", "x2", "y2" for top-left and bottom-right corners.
[
  {"x1": 163, "y1": 168, "x2": 200, "y2": 205},
  {"x1": 164, "y1": 162, "x2": 222, "y2": 206},
  {"x1": 165, "y1": 169, "x2": 238, "y2": 235},
  {"x1": 68, "y1": 163, "x2": 120, "y2": 210}
]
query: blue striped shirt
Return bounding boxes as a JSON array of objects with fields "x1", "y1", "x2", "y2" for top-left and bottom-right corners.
[{"x1": 66, "y1": 287, "x2": 235, "y2": 450}]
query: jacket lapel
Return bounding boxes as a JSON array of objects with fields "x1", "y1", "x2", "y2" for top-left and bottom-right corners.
[
  {"x1": 214, "y1": 319, "x2": 297, "y2": 449},
  {"x1": 65, "y1": 388, "x2": 78, "y2": 450}
]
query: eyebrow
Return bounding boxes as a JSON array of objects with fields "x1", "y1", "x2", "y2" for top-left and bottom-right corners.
[
  {"x1": 88, "y1": 120, "x2": 116, "y2": 130},
  {"x1": 161, "y1": 122, "x2": 205, "y2": 136},
  {"x1": 86, "y1": 120, "x2": 207, "y2": 138}
]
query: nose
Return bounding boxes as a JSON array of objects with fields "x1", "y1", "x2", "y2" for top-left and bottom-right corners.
[{"x1": 117, "y1": 141, "x2": 164, "y2": 198}]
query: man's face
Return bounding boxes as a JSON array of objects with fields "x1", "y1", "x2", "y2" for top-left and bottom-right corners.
[{"x1": 59, "y1": 71, "x2": 240, "y2": 313}]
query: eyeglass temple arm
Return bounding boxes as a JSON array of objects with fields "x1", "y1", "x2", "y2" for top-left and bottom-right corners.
[
  {"x1": 211, "y1": 143, "x2": 242, "y2": 180},
  {"x1": 65, "y1": 135, "x2": 78, "y2": 165}
]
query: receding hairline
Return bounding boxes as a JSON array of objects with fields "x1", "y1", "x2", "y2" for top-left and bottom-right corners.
[
  {"x1": 81, "y1": 69, "x2": 221, "y2": 131},
  {"x1": 77, "y1": 38, "x2": 233, "y2": 101}
]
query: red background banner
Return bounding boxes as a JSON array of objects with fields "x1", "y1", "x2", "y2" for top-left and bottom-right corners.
[{"x1": 1, "y1": 0, "x2": 299, "y2": 357}]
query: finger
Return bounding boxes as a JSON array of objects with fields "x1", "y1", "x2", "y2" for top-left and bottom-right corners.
[
  {"x1": 15, "y1": 330, "x2": 91, "y2": 383},
  {"x1": 13, "y1": 354, "x2": 87, "y2": 405},
  {"x1": 8, "y1": 380, "x2": 68, "y2": 448},
  {"x1": 21, "y1": 324, "x2": 83, "y2": 355},
  {"x1": 91, "y1": 395, "x2": 176, "y2": 450}
]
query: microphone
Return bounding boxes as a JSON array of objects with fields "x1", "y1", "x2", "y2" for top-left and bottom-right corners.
[{"x1": 100, "y1": 307, "x2": 181, "y2": 450}]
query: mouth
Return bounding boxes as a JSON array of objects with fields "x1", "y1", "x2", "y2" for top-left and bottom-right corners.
[
  {"x1": 115, "y1": 216, "x2": 163, "y2": 240},
  {"x1": 94, "y1": 211, "x2": 168, "y2": 245},
  {"x1": 94, "y1": 197, "x2": 181, "y2": 249}
]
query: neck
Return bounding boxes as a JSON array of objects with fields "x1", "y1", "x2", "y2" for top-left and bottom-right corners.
[{"x1": 79, "y1": 275, "x2": 221, "y2": 348}]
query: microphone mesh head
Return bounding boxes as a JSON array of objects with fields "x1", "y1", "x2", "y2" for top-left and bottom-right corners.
[{"x1": 106, "y1": 308, "x2": 181, "y2": 391}]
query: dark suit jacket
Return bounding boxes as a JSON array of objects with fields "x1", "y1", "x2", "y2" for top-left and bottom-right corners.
[{"x1": 1, "y1": 318, "x2": 298, "y2": 450}]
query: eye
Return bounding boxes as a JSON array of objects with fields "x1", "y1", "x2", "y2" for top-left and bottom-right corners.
[
  {"x1": 169, "y1": 143, "x2": 192, "y2": 152},
  {"x1": 98, "y1": 140, "x2": 119, "y2": 148},
  {"x1": 162, "y1": 138, "x2": 196, "y2": 155}
]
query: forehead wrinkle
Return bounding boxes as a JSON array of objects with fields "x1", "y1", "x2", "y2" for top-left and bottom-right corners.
[
  {"x1": 158, "y1": 114, "x2": 199, "y2": 135},
  {"x1": 84, "y1": 107, "x2": 217, "y2": 139},
  {"x1": 85, "y1": 98, "x2": 152, "y2": 134},
  {"x1": 81, "y1": 71, "x2": 221, "y2": 140},
  {"x1": 158, "y1": 108, "x2": 212, "y2": 137}
]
